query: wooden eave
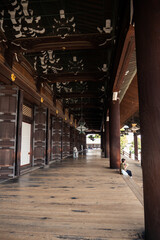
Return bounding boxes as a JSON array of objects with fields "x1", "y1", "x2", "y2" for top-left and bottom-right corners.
[{"x1": 113, "y1": 25, "x2": 135, "y2": 92}]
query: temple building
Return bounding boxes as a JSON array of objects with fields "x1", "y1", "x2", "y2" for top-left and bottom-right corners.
[{"x1": 0, "y1": 1, "x2": 159, "y2": 239}]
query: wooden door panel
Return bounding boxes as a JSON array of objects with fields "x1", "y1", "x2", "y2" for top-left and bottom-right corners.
[
  {"x1": 35, "y1": 129, "x2": 46, "y2": 141},
  {"x1": 64, "y1": 123, "x2": 70, "y2": 157},
  {"x1": 62, "y1": 122, "x2": 66, "y2": 158},
  {"x1": 0, "y1": 122, "x2": 15, "y2": 139},
  {"x1": 52, "y1": 116, "x2": 62, "y2": 161},
  {"x1": 70, "y1": 127, "x2": 74, "y2": 154},
  {"x1": 0, "y1": 86, "x2": 18, "y2": 178},
  {"x1": 33, "y1": 107, "x2": 47, "y2": 166},
  {"x1": 0, "y1": 96, "x2": 17, "y2": 113},
  {"x1": 0, "y1": 149, "x2": 14, "y2": 165},
  {"x1": 35, "y1": 112, "x2": 46, "y2": 124}
]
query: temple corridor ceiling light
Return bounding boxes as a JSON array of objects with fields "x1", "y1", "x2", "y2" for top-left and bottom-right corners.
[
  {"x1": 131, "y1": 123, "x2": 140, "y2": 133},
  {"x1": 76, "y1": 118, "x2": 88, "y2": 134},
  {"x1": 76, "y1": 98, "x2": 88, "y2": 134}
]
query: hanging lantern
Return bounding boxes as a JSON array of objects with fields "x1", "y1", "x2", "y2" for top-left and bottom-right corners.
[{"x1": 131, "y1": 123, "x2": 140, "y2": 133}]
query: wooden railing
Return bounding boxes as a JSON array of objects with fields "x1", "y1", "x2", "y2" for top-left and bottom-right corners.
[
  {"x1": 122, "y1": 150, "x2": 139, "y2": 161},
  {"x1": 122, "y1": 150, "x2": 131, "y2": 158}
]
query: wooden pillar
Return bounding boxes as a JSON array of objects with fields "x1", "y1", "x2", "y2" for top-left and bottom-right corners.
[
  {"x1": 101, "y1": 130, "x2": 103, "y2": 151},
  {"x1": 15, "y1": 89, "x2": 23, "y2": 176},
  {"x1": 103, "y1": 128, "x2": 105, "y2": 154},
  {"x1": 101, "y1": 130, "x2": 105, "y2": 153},
  {"x1": 134, "y1": 1, "x2": 160, "y2": 239},
  {"x1": 109, "y1": 99, "x2": 120, "y2": 169},
  {"x1": 83, "y1": 134, "x2": 86, "y2": 150},
  {"x1": 105, "y1": 116, "x2": 110, "y2": 158},
  {"x1": 134, "y1": 133, "x2": 138, "y2": 161}
]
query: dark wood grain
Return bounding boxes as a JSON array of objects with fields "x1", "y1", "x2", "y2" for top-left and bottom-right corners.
[
  {"x1": 109, "y1": 100, "x2": 120, "y2": 169},
  {"x1": 0, "y1": 150, "x2": 144, "y2": 239},
  {"x1": 135, "y1": 1, "x2": 160, "y2": 239}
]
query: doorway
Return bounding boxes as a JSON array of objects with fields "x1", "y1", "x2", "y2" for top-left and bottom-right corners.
[{"x1": 20, "y1": 122, "x2": 31, "y2": 166}]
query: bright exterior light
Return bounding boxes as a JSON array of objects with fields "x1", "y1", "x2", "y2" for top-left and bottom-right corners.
[{"x1": 112, "y1": 92, "x2": 118, "y2": 101}]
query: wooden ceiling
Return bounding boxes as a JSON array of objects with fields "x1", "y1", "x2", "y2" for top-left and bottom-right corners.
[{"x1": 0, "y1": 0, "x2": 130, "y2": 130}]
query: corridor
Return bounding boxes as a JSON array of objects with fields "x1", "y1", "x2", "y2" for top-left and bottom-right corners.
[{"x1": 0, "y1": 150, "x2": 144, "y2": 240}]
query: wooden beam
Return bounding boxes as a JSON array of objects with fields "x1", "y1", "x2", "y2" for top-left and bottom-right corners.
[
  {"x1": 74, "y1": 113, "x2": 102, "y2": 117},
  {"x1": 67, "y1": 104, "x2": 103, "y2": 109},
  {"x1": 13, "y1": 33, "x2": 113, "y2": 53},
  {"x1": 56, "y1": 92, "x2": 102, "y2": 99},
  {"x1": 46, "y1": 73, "x2": 104, "y2": 83}
]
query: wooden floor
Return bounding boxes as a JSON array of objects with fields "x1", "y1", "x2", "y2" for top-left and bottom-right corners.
[{"x1": 0, "y1": 150, "x2": 144, "y2": 240}]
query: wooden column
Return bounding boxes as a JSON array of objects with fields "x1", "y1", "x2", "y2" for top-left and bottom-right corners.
[
  {"x1": 15, "y1": 89, "x2": 23, "y2": 176},
  {"x1": 103, "y1": 128, "x2": 105, "y2": 154},
  {"x1": 101, "y1": 130, "x2": 105, "y2": 153},
  {"x1": 83, "y1": 134, "x2": 86, "y2": 150},
  {"x1": 105, "y1": 116, "x2": 110, "y2": 158},
  {"x1": 134, "y1": 133, "x2": 138, "y2": 161},
  {"x1": 135, "y1": 1, "x2": 160, "y2": 239},
  {"x1": 109, "y1": 100, "x2": 120, "y2": 169},
  {"x1": 101, "y1": 130, "x2": 103, "y2": 151},
  {"x1": 77, "y1": 131, "x2": 81, "y2": 151}
]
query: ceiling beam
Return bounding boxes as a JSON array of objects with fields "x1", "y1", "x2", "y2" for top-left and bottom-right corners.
[
  {"x1": 57, "y1": 92, "x2": 103, "y2": 99},
  {"x1": 67, "y1": 104, "x2": 103, "y2": 109},
  {"x1": 74, "y1": 113, "x2": 102, "y2": 117},
  {"x1": 45, "y1": 72, "x2": 104, "y2": 83},
  {"x1": 71, "y1": 109, "x2": 102, "y2": 113},
  {"x1": 13, "y1": 33, "x2": 113, "y2": 53}
]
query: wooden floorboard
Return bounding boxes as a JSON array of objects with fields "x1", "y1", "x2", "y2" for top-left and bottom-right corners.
[{"x1": 0, "y1": 150, "x2": 144, "y2": 240}]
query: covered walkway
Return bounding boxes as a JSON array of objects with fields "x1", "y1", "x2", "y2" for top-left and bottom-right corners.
[{"x1": 0, "y1": 150, "x2": 144, "y2": 240}]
